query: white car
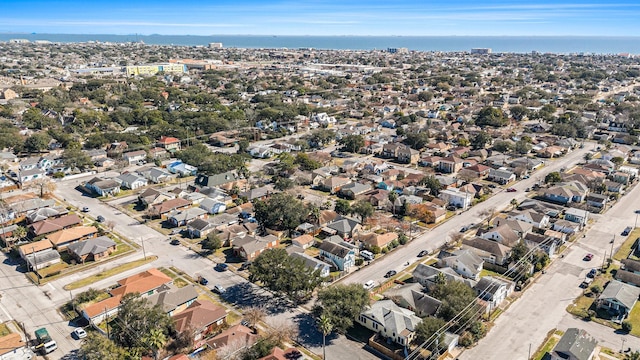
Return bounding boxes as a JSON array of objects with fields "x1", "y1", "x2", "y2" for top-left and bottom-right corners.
[
  {"x1": 73, "y1": 327, "x2": 87, "y2": 339},
  {"x1": 363, "y1": 280, "x2": 375, "y2": 290},
  {"x1": 213, "y1": 285, "x2": 226, "y2": 294}
]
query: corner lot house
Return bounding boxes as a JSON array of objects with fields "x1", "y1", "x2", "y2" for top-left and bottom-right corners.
[
  {"x1": 318, "y1": 241, "x2": 355, "y2": 271},
  {"x1": 596, "y1": 280, "x2": 640, "y2": 320},
  {"x1": 550, "y1": 328, "x2": 597, "y2": 360},
  {"x1": 356, "y1": 299, "x2": 421, "y2": 347},
  {"x1": 173, "y1": 300, "x2": 227, "y2": 348},
  {"x1": 67, "y1": 236, "x2": 117, "y2": 263}
]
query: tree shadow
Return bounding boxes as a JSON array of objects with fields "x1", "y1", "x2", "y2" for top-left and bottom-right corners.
[
  {"x1": 59, "y1": 349, "x2": 80, "y2": 360},
  {"x1": 291, "y1": 312, "x2": 337, "y2": 348},
  {"x1": 224, "y1": 283, "x2": 295, "y2": 315}
]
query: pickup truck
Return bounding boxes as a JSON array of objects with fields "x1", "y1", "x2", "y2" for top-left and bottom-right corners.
[{"x1": 35, "y1": 327, "x2": 57, "y2": 354}]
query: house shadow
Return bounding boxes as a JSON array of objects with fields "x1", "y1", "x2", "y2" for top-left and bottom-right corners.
[
  {"x1": 224, "y1": 283, "x2": 295, "y2": 315},
  {"x1": 291, "y1": 312, "x2": 335, "y2": 348}
]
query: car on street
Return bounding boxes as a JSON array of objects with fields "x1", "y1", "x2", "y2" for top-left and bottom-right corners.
[
  {"x1": 622, "y1": 226, "x2": 633, "y2": 236},
  {"x1": 384, "y1": 270, "x2": 397, "y2": 278},
  {"x1": 460, "y1": 223, "x2": 475, "y2": 232},
  {"x1": 507, "y1": 187, "x2": 517, "y2": 192},
  {"x1": 198, "y1": 276, "x2": 209, "y2": 285},
  {"x1": 418, "y1": 250, "x2": 429, "y2": 257},
  {"x1": 363, "y1": 280, "x2": 375, "y2": 290},
  {"x1": 525, "y1": 188, "x2": 531, "y2": 192},
  {"x1": 239, "y1": 262, "x2": 251, "y2": 271},
  {"x1": 170, "y1": 238, "x2": 180, "y2": 245},
  {"x1": 584, "y1": 253, "x2": 594, "y2": 261},
  {"x1": 580, "y1": 277, "x2": 593, "y2": 288},
  {"x1": 96, "y1": 215, "x2": 105, "y2": 223},
  {"x1": 73, "y1": 327, "x2": 87, "y2": 339},
  {"x1": 587, "y1": 269, "x2": 597, "y2": 278},
  {"x1": 215, "y1": 263, "x2": 229, "y2": 272},
  {"x1": 81, "y1": 207, "x2": 89, "y2": 212},
  {"x1": 213, "y1": 285, "x2": 226, "y2": 294}
]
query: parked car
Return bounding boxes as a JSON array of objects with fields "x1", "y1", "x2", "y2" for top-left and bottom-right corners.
[
  {"x1": 384, "y1": 270, "x2": 397, "y2": 278},
  {"x1": 587, "y1": 269, "x2": 597, "y2": 278},
  {"x1": 96, "y1": 215, "x2": 105, "y2": 223},
  {"x1": 213, "y1": 285, "x2": 226, "y2": 294},
  {"x1": 198, "y1": 276, "x2": 209, "y2": 285},
  {"x1": 460, "y1": 223, "x2": 475, "y2": 232},
  {"x1": 239, "y1": 262, "x2": 251, "y2": 271},
  {"x1": 81, "y1": 207, "x2": 89, "y2": 213},
  {"x1": 580, "y1": 277, "x2": 593, "y2": 288},
  {"x1": 241, "y1": 319, "x2": 250, "y2": 327},
  {"x1": 170, "y1": 238, "x2": 180, "y2": 245},
  {"x1": 507, "y1": 187, "x2": 517, "y2": 192},
  {"x1": 584, "y1": 253, "x2": 594, "y2": 261},
  {"x1": 215, "y1": 263, "x2": 229, "y2": 272},
  {"x1": 72, "y1": 327, "x2": 87, "y2": 339},
  {"x1": 418, "y1": 250, "x2": 429, "y2": 257},
  {"x1": 622, "y1": 226, "x2": 633, "y2": 236},
  {"x1": 363, "y1": 280, "x2": 375, "y2": 290}
]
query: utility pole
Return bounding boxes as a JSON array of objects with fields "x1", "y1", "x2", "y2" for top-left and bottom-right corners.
[
  {"x1": 610, "y1": 236, "x2": 615, "y2": 262},
  {"x1": 140, "y1": 236, "x2": 147, "y2": 260},
  {"x1": 528, "y1": 343, "x2": 532, "y2": 360},
  {"x1": 32, "y1": 246, "x2": 39, "y2": 285},
  {"x1": 622, "y1": 338, "x2": 626, "y2": 353},
  {"x1": 104, "y1": 307, "x2": 110, "y2": 338}
]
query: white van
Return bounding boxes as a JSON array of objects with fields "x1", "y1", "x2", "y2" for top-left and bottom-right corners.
[
  {"x1": 43, "y1": 341, "x2": 57, "y2": 354},
  {"x1": 363, "y1": 280, "x2": 375, "y2": 290},
  {"x1": 360, "y1": 250, "x2": 374, "y2": 260}
]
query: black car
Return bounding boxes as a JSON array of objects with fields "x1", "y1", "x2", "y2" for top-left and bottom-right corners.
[
  {"x1": 622, "y1": 226, "x2": 633, "y2": 236},
  {"x1": 96, "y1": 215, "x2": 105, "y2": 223},
  {"x1": 239, "y1": 262, "x2": 251, "y2": 271},
  {"x1": 384, "y1": 270, "x2": 397, "y2": 278},
  {"x1": 587, "y1": 269, "x2": 597, "y2": 278},
  {"x1": 216, "y1": 263, "x2": 229, "y2": 272},
  {"x1": 417, "y1": 250, "x2": 429, "y2": 257},
  {"x1": 170, "y1": 238, "x2": 180, "y2": 245},
  {"x1": 198, "y1": 276, "x2": 209, "y2": 285}
]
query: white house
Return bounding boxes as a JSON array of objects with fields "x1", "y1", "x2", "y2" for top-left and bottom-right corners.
[
  {"x1": 290, "y1": 252, "x2": 331, "y2": 278},
  {"x1": 122, "y1": 150, "x2": 147, "y2": 164},
  {"x1": 439, "y1": 188, "x2": 473, "y2": 209},
  {"x1": 356, "y1": 300, "x2": 421, "y2": 347},
  {"x1": 115, "y1": 173, "x2": 148, "y2": 190}
]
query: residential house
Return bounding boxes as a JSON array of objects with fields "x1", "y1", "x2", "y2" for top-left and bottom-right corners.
[
  {"x1": 232, "y1": 234, "x2": 279, "y2": 261},
  {"x1": 115, "y1": 173, "x2": 148, "y2": 190},
  {"x1": 384, "y1": 283, "x2": 442, "y2": 317},
  {"x1": 138, "y1": 167, "x2": 173, "y2": 184},
  {"x1": 605, "y1": 180, "x2": 625, "y2": 193},
  {"x1": 462, "y1": 237, "x2": 512, "y2": 266},
  {"x1": 138, "y1": 188, "x2": 174, "y2": 208},
  {"x1": 157, "y1": 136, "x2": 181, "y2": 152},
  {"x1": 199, "y1": 197, "x2": 227, "y2": 215},
  {"x1": 510, "y1": 157, "x2": 543, "y2": 171},
  {"x1": 480, "y1": 224, "x2": 522, "y2": 247},
  {"x1": 458, "y1": 164, "x2": 491, "y2": 179},
  {"x1": 439, "y1": 188, "x2": 473, "y2": 209},
  {"x1": 168, "y1": 161, "x2": 198, "y2": 177},
  {"x1": 47, "y1": 225, "x2": 98, "y2": 250},
  {"x1": 18, "y1": 168, "x2": 46, "y2": 184},
  {"x1": 173, "y1": 300, "x2": 227, "y2": 348},
  {"x1": 585, "y1": 193, "x2": 608, "y2": 209},
  {"x1": 85, "y1": 177, "x2": 121, "y2": 197},
  {"x1": 148, "y1": 147, "x2": 169, "y2": 159},
  {"x1": 551, "y1": 328, "x2": 597, "y2": 360},
  {"x1": 487, "y1": 168, "x2": 516, "y2": 184},
  {"x1": 67, "y1": 236, "x2": 117, "y2": 263},
  {"x1": 318, "y1": 241, "x2": 355, "y2": 271},
  {"x1": 106, "y1": 141, "x2": 128, "y2": 157},
  {"x1": 358, "y1": 232, "x2": 398, "y2": 250},
  {"x1": 338, "y1": 182, "x2": 371, "y2": 200},
  {"x1": 194, "y1": 171, "x2": 244, "y2": 190},
  {"x1": 474, "y1": 276, "x2": 513, "y2": 309},
  {"x1": 186, "y1": 218, "x2": 218, "y2": 238},
  {"x1": 29, "y1": 213, "x2": 82, "y2": 237},
  {"x1": 258, "y1": 347, "x2": 302, "y2": 360},
  {"x1": 19, "y1": 238, "x2": 55, "y2": 263},
  {"x1": 397, "y1": 146, "x2": 420, "y2": 164},
  {"x1": 325, "y1": 217, "x2": 361, "y2": 239},
  {"x1": 412, "y1": 264, "x2": 478, "y2": 290},
  {"x1": 439, "y1": 156, "x2": 464, "y2": 174},
  {"x1": 492, "y1": 218, "x2": 534, "y2": 238},
  {"x1": 321, "y1": 176, "x2": 352, "y2": 194},
  {"x1": 206, "y1": 324, "x2": 257, "y2": 351},
  {"x1": 147, "y1": 284, "x2": 198, "y2": 316},
  {"x1": 356, "y1": 300, "x2": 421, "y2": 347},
  {"x1": 81, "y1": 268, "x2": 173, "y2": 323},
  {"x1": 552, "y1": 219, "x2": 581, "y2": 234},
  {"x1": 507, "y1": 209, "x2": 550, "y2": 228},
  {"x1": 438, "y1": 249, "x2": 484, "y2": 281},
  {"x1": 290, "y1": 252, "x2": 332, "y2": 278},
  {"x1": 542, "y1": 182, "x2": 588, "y2": 205},
  {"x1": 122, "y1": 150, "x2": 147, "y2": 164},
  {"x1": 596, "y1": 280, "x2": 640, "y2": 319},
  {"x1": 524, "y1": 233, "x2": 557, "y2": 257},
  {"x1": 168, "y1": 208, "x2": 208, "y2": 227},
  {"x1": 26, "y1": 206, "x2": 68, "y2": 224},
  {"x1": 292, "y1": 234, "x2": 315, "y2": 249},
  {"x1": 564, "y1": 208, "x2": 589, "y2": 226},
  {"x1": 149, "y1": 198, "x2": 192, "y2": 219}
]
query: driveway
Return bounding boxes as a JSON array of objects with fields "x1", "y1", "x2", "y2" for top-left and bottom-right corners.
[{"x1": 459, "y1": 178, "x2": 640, "y2": 359}]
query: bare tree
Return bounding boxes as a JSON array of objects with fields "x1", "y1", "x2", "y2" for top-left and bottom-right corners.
[
  {"x1": 243, "y1": 306, "x2": 266, "y2": 330},
  {"x1": 215, "y1": 338, "x2": 251, "y2": 360},
  {"x1": 106, "y1": 220, "x2": 116, "y2": 232},
  {"x1": 478, "y1": 206, "x2": 496, "y2": 227},
  {"x1": 265, "y1": 319, "x2": 298, "y2": 346},
  {"x1": 449, "y1": 232, "x2": 465, "y2": 247}
]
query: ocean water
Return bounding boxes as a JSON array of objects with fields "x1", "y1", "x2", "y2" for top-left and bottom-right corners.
[{"x1": 1, "y1": 33, "x2": 640, "y2": 54}]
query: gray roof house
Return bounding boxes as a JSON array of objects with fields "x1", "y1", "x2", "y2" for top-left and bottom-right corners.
[
  {"x1": 356, "y1": 299, "x2": 421, "y2": 347},
  {"x1": 438, "y1": 249, "x2": 484, "y2": 281},
  {"x1": 461, "y1": 237, "x2": 512, "y2": 266},
  {"x1": 115, "y1": 173, "x2": 148, "y2": 190},
  {"x1": 596, "y1": 280, "x2": 640, "y2": 319},
  {"x1": 67, "y1": 236, "x2": 117, "y2": 263},
  {"x1": 338, "y1": 182, "x2": 371, "y2": 199},
  {"x1": 146, "y1": 284, "x2": 199, "y2": 316},
  {"x1": 289, "y1": 252, "x2": 332, "y2": 278},
  {"x1": 384, "y1": 283, "x2": 442, "y2": 317},
  {"x1": 550, "y1": 328, "x2": 597, "y2": 360},
  {"x1": 412, "y1": 264, "x2": 477, "y2": 290},
  {"x1": 325, "y1": 217, "x2": 362, "y2": 238}
]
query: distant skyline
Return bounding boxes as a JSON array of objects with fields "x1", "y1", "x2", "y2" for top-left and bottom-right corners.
[{"x1": 2, "y1": 0, "x2": 640, "y2": 37}]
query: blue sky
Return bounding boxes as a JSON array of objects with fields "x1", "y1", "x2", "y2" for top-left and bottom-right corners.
[{"x1": 1, "y1": 0, "x2": 639, "y2": 36}]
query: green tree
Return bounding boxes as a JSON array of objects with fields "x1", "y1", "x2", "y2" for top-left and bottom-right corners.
[
  {"x1": 476, "y1": 106, "x2": 508, "y2": 127},
  {"x1": 611, "y1": 156, "x2": 625, "y2": 166},
  {"x1": 318, "y1": 315, "x2": 333, "y2": 360},
  {"x1": 249, "y1": 248, "x2": 324, "y2": 302},
  {"x1": 294, "y1": 153, "x2": 321, "y2": 171},
  {"x1": 111, "y1": 294, "x2": 174, "y2": 351},
  {"x1": 351, "y1": 200, "x2": 374, "y2": 223},
  {"x1": 334, "y1": 199, "x2": 351, "y2": 215},
  {"x1": 492, "y1": 140, "x2": 513, "y2": 153},
  {"x1": 308, "y1": 129, "x2": 336, "y2": 148},
  {"x1": 24, "y1": 132, "x2": 51, "y2": 153},
  {"x1": 404, "y1": 132, "x2": 430, "y2": 150},
  {"x1": 388, "y1": 191, "x2": 398, "y2": 215},
  {"x1": 419, "y1": 175, "x2": 443, "y2": 196},
  {"x1": 276, "y1": 152, "x2": 296, "y2": 172},
  {"x1": 622, "y1": 320, "x2": 633, "y2": 333},
  {"x1": 62, "y1": 147, "x2": 93, "y2": 170},
  {"x1": 471, "y1": 131, "x2": 492, "y2": 149},
  {"x1": 79, "y1": 333, "x2": 128, "y2": 360},
  {"x1": 202, "y1": 233, "x2": 223, "y2": 250},
  {"x1": 339, "y1": 134, "x2": 365, "y2": 153},
  {"x1": 514, "y1": 140, "x2": 532, "y2": 154},
  {"x1": 431, "y1": 280, "x2": 482, "y2": 326},
  {"x1": 509, "y1": 241, "x2": 529, "y2": 262},
  {"x1": 545, "y1": 171, "x2": 562, "y2": 184},
  {"x1": 253, "y1": 193, "x2": 308, "y2": 235},
  {"x1": 413, "y1": 317, "x2": 446, "y2": 351},
  {"x1": 143, "y1": 328, "x2": 167, "y2": 360},
  {"x1": 314, "y1": 284, "x2": 370, "y2": 334},
  {"x1": 509, "y1": 105, "x2": 529, "y2": 121},
  {"x1": 273, "y1": 176, "x2": 295, "y2": 191}
]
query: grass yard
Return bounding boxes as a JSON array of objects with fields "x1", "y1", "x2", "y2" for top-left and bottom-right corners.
[
  {"x1": 0, "y1": 323, "x2": 11, "y2": 337},
  {"x1": 480, "y1": 268, "x2": 503, "y2": 278},
  {"x1": 614, "y1": 228, "x2": 640, "y2": 261},
  {"x1": 532, "y1": 329, "x2": 562, "y2": 360},
  {"x1": 63, "y1": 256, "x2": 158, "y2": 290},
  {"x1": 628, "y1": 302, "x2": 640, "y2": 337},
  {"x1": 39, "y1": 262, "x2": 70, "y2": 278}
]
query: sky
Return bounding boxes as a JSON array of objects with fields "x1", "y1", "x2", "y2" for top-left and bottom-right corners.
[{"x1": 1, "y1": 0, "x2": 640, "y2": 36}]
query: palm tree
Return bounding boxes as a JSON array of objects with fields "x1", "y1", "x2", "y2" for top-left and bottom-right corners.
[
  {"x1": 144, "y1": 328, "x2": 166, "y2": 360},
  {"x1": 626, "y1": 351, "x2": 640, "y2": 360},
  {"x1": 388, "y1": 191, "x2": 398, "y2": 216},
  {"x1": 510, "y1": 198, "x2": 518, "y2": 210},
  {"x1": 318, "y1": 315, "x2": 333, "y2": 359},
  {"x1": 12, "y1": 225, "x2": 27, "y2": 241}
]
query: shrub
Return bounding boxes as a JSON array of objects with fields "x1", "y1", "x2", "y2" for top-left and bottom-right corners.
[
  {"x1": 622, "y1": 321, "x2": 633, "y2": 333},
  {"x1": 355, "y1": 258, "x2": 364, "y2": 266}
]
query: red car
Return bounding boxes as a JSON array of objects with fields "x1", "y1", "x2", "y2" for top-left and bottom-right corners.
[
  {"x1": 507, "y1": 188, "x2": 517, "y2": 192},
  {"x1": 584, "y1": 253, "x2": 594, "y2": 261}
]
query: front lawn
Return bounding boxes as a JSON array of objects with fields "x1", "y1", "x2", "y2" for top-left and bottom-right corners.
[
  {"x1": 627, "y1": 302, "x2": 640, "y2": 337},
  {"x1": 614, "y1": 228, "x2": 640, "y2": 261},
  {"x1": 64, "y1": 256, "x2": 158, "y2": 290}
]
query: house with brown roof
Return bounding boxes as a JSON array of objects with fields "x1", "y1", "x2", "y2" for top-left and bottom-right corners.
[
  {"x1": 258, "y1": 347, "x2": 302, "y2": 360},
  {"x1": 18, "y1": 238, "x2": 54, "y2": 259},
  {"x1": 173, "y1": 300, "x2": 227, "y2": 348},
  {"x1": 359, "y1": 232, "x2": 398, "y2": 249},
  {"x1": 47, "y1": 225, "x2": 98, "y2": 250},
  {"x1": 157, "y1": 136, "x2": 182, "y2": 152},
  {"x1": 320, "y1": 176, "x2": 352, "y2": 194},
  {"x1": 29, "y1": 213, "x2": 82, "y2": 237},
  {"x1": 292, "y1": 234, "x2": 315, "y2": 249},
  {"x1": 438, "y1": 156, "x2": 464, "y2": 174},
  {"x1": 206, "y1": 324, "x2": 257, "y2": 351},
  {"x1": 81, "y1": 268, "x2": 173, "y2": 323},
  {"x1": 462, "y1": 237, "x2": 512, "y2": 266},
  {"x1": 233, "y1": 235, "x2": 279, "y2": 261},
  {"x1": 150, "y1": 198, "x2": 192, "y2": 218}
]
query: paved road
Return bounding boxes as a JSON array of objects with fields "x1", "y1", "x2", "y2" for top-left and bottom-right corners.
[
  {"x1": 340, "y1": 144, "x2": 593, "y2": 287},
  {"x1": 459, "y1": 175, "x2": 640, "y2": 360}
]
